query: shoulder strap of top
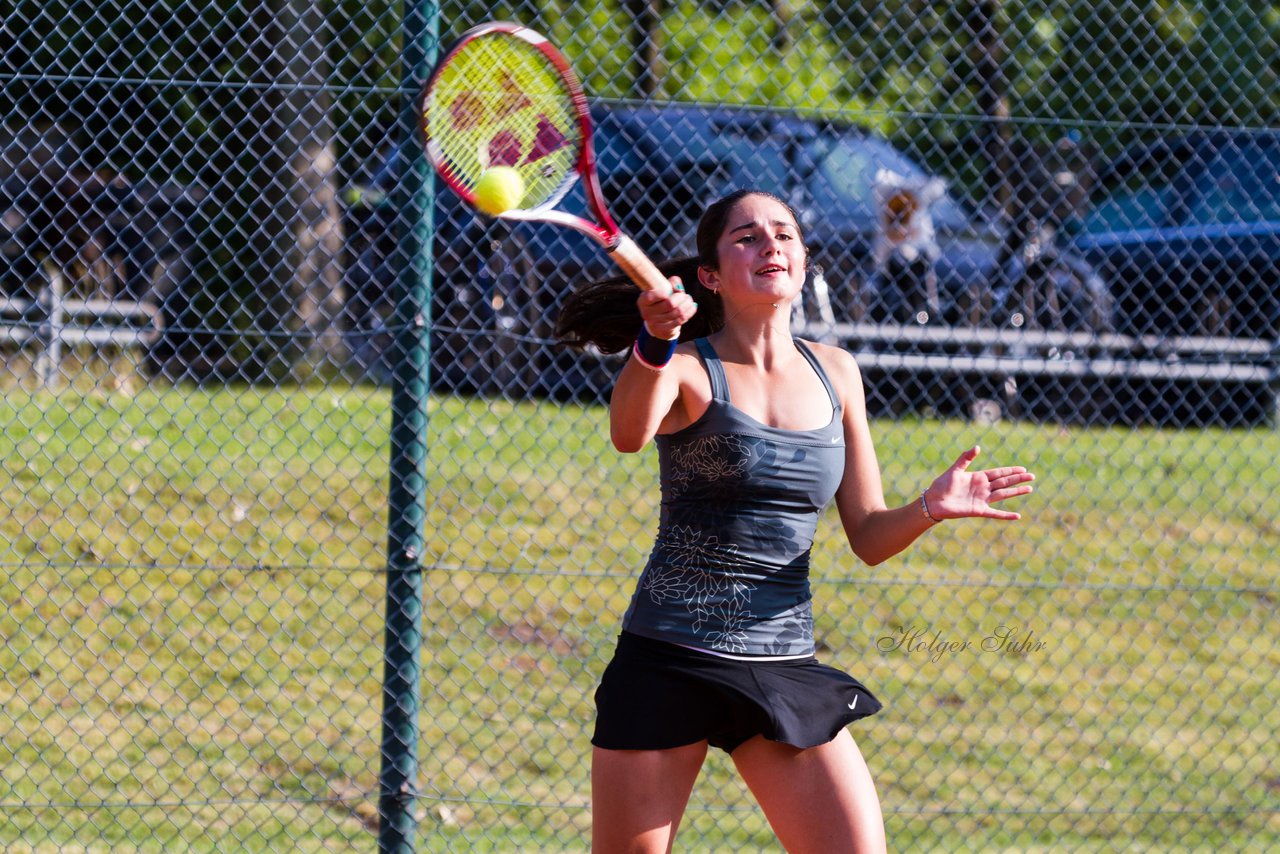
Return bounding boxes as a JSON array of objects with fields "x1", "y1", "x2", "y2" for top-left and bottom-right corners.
[
  {"x1": 794, "y1": 339, "x2": 842, "y2": 413},
  {"x1": 693, "y1": 337, "x2": 730, "y2": 402}
]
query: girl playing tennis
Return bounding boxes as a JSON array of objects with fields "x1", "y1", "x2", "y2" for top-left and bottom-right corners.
[{"x1": 557, "y1": 189, "x2": 1034, "y2": 853}]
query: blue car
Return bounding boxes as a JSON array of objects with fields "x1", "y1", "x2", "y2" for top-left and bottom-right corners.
[
  {"x1": 1071, "y1": 130, "x2": 1280, "y2": 342},
  {"x1": 343, "y1": 102, "x2": 1054, "y2": 398},
  {"x1": 547, "y1": 102, "x2": 1005, "y2": 330}
]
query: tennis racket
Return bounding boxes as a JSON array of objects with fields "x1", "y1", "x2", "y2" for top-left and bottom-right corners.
[{"x1": 420, "y1": 21, "x2": 672, "y2": 297}]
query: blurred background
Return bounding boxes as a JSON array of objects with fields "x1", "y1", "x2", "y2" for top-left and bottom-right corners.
[{"x1": 1, "y1": 2, "x2": 1277, "y2": 851}]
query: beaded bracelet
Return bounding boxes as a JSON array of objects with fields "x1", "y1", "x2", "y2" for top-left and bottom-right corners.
[
  {"x1": 632, "y1": 324, "x2": 678, "y2": 371},
  {"x1": 920, "y1": 491, "x2": 940, "y2": 524}
]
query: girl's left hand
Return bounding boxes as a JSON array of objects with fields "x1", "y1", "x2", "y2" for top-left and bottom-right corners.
[{"x1": 924, "y1": 446, "x2": 1035, "y2": 521}]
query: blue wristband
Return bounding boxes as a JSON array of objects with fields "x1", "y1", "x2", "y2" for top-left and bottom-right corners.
[{"x1": 633, "y1": 325, "x2": 678, "y2": 370}]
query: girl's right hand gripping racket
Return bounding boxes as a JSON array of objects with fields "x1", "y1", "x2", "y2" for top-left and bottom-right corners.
[{"x1": 420, "y1": 21, "x2": 673, "y2": 297}]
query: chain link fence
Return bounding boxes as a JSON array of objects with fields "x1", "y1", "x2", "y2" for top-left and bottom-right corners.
[{"x1": 2, "y1": 1, "x2": 1278, "y2": 850}]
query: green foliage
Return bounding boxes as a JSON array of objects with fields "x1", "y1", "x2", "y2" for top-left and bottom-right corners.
[
  {"x1": 1041, "y1": 0, "x2": 1279, "y2": 153},
  {"x1": 5, "y1": 1, "x2": 1278, "y2": 171},
  {"x1": 657, "y1": 2, "x2": 869, "y2": 122}
]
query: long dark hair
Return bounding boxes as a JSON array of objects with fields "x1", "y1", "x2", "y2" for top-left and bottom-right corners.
[{"x1": 554, "y1": 189, "x2": 802, "y2": 353}]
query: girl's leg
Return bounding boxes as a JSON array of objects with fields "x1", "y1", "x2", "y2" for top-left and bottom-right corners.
[
  {"x1": 731, "y1": 730, "x2": 886, "y2": 854},
  {"x1": 591, "y1": 742, "x2": 708, "y2": 854}
]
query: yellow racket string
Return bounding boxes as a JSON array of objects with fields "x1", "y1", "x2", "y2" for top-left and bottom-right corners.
[{"x1": 425, "y1": 34, "x2": 582, "y2": 210}]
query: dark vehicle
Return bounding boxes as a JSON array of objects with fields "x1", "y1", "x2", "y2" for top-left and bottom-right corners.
[
  {"x1": 1071, "y1": 130, "x2": 1280, "y2": 342},
  {"x1": 344, "y1": 102, "x2": 1095, "y2": 400},
  {"x1": 1, "y1": 130, "x2": 204, "y2": 378},
  {"x1": 340, "y1": 144, "x2": 542, "y2": 394},
  {"x1": 991, "y1": 218, "x2": 1112, "y2": 334},
  {"x1": 986, "y1": 135, "x2": 1112, "y2": 336},
  {"x1": 560, "y1": 103, "x2": 1006, "y2": 330}
]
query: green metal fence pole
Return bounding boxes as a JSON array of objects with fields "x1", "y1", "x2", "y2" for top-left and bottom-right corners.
[{"x1": 378, "y1": 2, "x2": 438, "y2": 851}]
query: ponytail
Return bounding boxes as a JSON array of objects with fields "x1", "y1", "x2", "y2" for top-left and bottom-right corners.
[
  {"x1": 554, "y1": 257, "x2": 723, "y2": 353},
  {"x1": 553, "y1": 188, "x2": 800, "y2": 353}
]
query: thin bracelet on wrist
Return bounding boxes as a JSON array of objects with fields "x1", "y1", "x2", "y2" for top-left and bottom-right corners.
[
  {"x1": 632, "y1": 324, "x2": 678, "y2": 371},
  {"x1": 920, "y1": 491, "x2": 940, "y2": 524}
]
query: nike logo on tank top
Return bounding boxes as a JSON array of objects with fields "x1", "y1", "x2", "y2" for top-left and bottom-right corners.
[{"x1": 621, "y1": 338, "x2": 845, "y2": 657}]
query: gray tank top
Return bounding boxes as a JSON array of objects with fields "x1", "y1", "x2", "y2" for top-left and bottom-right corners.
[{"x1": 621, "y1": 337, "x2": 845, "y2": 657}]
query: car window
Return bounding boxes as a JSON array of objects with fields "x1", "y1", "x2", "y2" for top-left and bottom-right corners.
[
  {"x1": 1185, "y1": 140, "x2": 1280, "y2": 225},
  {"x1": 709, "y1": 128, "x2": 796, "y2": 195},
  {"x1": 1083, "y1": 140, "x2": 1192, "y2": 232},
  {"x1": 1086, "y1": 136, "x2": 1280, "y2": 231},
  {"x1": 809, "y1": 135, "x2": 968, "y2": 230},
  {"x1": 593, "y1": 111, "x2": 783, "y2": 191},
  {"x1": 810, "y1": 136, "x2": 878, "y2": 224},
  {"x1": 1084, "y1": 182, "x2": 1174, "y2": 232}
]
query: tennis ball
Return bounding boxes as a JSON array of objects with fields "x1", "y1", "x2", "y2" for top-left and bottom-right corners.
[{"x1": 473, "y1": 166, "x2": 525, "y2": 216}]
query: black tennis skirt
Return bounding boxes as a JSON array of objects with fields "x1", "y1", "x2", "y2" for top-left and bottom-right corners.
[{"x1": 592, "y1": 631, "x2": 882, "y2": 754}]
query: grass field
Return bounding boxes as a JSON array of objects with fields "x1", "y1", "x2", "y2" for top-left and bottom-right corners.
[{"x1": 0, "y1": 380, "x2": 1277, "y2": 852}]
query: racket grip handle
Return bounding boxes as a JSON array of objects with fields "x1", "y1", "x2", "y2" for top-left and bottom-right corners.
[{"x1": 609, "y1": 235, "x2": 673, "y2": 297}]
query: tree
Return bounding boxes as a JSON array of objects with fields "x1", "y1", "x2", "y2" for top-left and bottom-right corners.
[
  {"x1": 2, "y1": 0, "x2": 349, "y2": 381},
  {"x1": 250, "y1": 0, "x2": 346, "y2": 380},
  {"x1": 622, "y1": 0, "x2": 665, "y2": 98},
  {"x1": 962, "y1": 0, "x2": 1011, "y2": 214}
]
